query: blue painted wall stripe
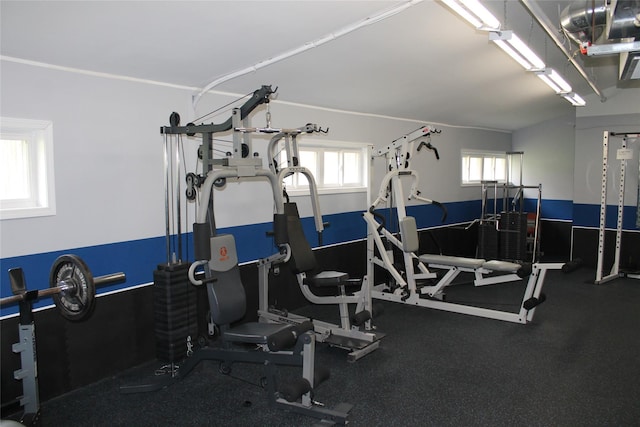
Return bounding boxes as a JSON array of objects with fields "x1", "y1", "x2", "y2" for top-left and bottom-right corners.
[
  {"x1": 573, "y1": 203, "x2": 639, "y2": 229},
  {"x1": 6, "y1": 198, "x2": 633, "y2": 317}
]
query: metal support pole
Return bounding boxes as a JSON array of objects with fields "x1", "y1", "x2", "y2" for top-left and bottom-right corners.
[
  {"x1": 163, "y1": 135, "x2": 171, "y2": 264},
  {"x1": 175, "y1": 136, "x2": 182, "y2": 262},
  {"x1": 596, "y1": 131, "x2": 610, "y2": 283}
]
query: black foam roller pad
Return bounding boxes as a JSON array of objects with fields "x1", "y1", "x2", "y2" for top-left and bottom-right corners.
[
  {"x1": 193, "y1": 223, "x2": 211, "y2": 261},
  {"x1": 562, "y1": 258, "x2": 583, "y2": 273},
  {"x1": 279, "y1": 378, "x2": 311, "y2": 402},
  {"x1": 293, "y1": 321, "x2": 314, "y2": 335},
  {"x1": 517, "y1": 263, "x2": 532, "y2": 278},
  {"x1": 351, "y1": 310, "x2": 371, "y2": 326},
  {"x1": 267, "y1": 327, "x2": 297, "y2": 352}
]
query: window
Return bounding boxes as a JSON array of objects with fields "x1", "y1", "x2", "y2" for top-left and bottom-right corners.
[
  {"x1": 1, "y1": 117, "x2": 56, "y2": 219},
  {"x1": 461, "y1": 150, "x2": 507, "y2": 185},
  {"x1": 278, "y1": 141, "x2": 368, "y2": 194}
]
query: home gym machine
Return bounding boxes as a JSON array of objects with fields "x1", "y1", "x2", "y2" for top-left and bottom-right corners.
[
  {"x1": 257, "y1": 127, "x2": 384, "y2": 362},
  {"x1": 123, "y1": 85, "x2": 352, "y2": 425},
  {"x1": 476, "y1": 152, "x2": 542, "y2": 263},
  {"x1": 362, "y1": 127, "x2": 565, "y2": 324},
  {"x1": 595, "y1": 130, "x2": 640, "y2": 284},
  {"x1": 1, "y1": 255, "x2": 125, "y2": 426}
]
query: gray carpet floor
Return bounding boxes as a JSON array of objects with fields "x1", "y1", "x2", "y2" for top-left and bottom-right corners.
[{"x1": 40, "y1": 268, "x2": 640, "y2": 426}]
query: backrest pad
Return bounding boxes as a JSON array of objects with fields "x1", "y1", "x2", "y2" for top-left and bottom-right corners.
[
  {"x1": 206, "y1": 234, "x2": 246, "y2": 325},
  {"x1": 284, "y1": 203, "x2": 317, "y2": 274},
  {"x1": 400, "y1": 216, "x2": 420, "y2": 253}
]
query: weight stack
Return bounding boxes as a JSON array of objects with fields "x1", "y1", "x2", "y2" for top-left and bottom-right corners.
[
  {"x1": 153, "y1": 262, "x2": 198, "y2": 363},
  {"x1": 499, "y1": 212, "x2": 528, "y2": 261},
  {"x1": 478, "y1": 222, "x2": 499, "y2": 260}
]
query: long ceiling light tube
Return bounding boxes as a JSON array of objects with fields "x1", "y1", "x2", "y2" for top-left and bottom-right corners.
[
  {"x1": 536, "y1": 68, "x2": 573, "y2": 93},
  {"x1": 441, "y1": 0, "x2": 500, "y2": 30},
  {"x1": 489, "y1": 30, "x2": 545, "y2": 70},
  {"x1": 519, "y1": 0, "x2": 606, "y2": 102},
  {"x1": 443, "y1": 0, "x2": 588, "y2": 107},
  {"x1": 192, "y1": 0, "x2": 424, "y2": 110},
  {"x1": 561, "y1": 92, "x2": 587, "y2": 107},
  {"x1": 534, "y1": 68, "x2": 585, "y2": 106}
]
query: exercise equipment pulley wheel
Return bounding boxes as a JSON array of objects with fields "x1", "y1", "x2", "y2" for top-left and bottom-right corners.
[{"x1": 1, "y1": 254, "x2": 126, "y2": 320}]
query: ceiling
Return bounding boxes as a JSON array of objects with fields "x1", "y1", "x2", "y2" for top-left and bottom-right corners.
[{"x1": 1, "y1": 0, "x2": 638, "y2": 132}]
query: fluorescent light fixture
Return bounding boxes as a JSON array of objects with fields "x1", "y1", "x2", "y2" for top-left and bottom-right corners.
[
  {"x1": 489, "y1": 31, "x2": 545, "y2": 70},
  {"x1": 561, "y1": 92, "x2": 586, "y2": 107},
  {"x1": 535, "y1": 68, "x2": 572, "y2": 93},
  {"x1": 441, "y1": 0, "x2": 501, "y2": 30},
  {"x1": 443, "y1": 2, "x2": 586, "y2": 107},
  {"x1": 535, "y1": 68, "x2": 586, "y2": 106}
]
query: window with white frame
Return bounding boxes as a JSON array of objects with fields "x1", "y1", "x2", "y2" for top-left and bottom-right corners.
[
  {"x1": 0, "y1": 117, "x2": 56, "y2": 219},
  {"x1": 461, "y1": 150, "x2": 507, "y2": 185},
  {"x1": 278, "y1": 141, "x2": 368, "y2": 193}
]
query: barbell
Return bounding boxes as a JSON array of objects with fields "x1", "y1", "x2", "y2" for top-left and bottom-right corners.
[{"x1": 0, "y1": 254, "x2": 126, "y2": 321}]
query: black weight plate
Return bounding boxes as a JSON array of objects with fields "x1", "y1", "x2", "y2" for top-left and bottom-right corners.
[{"x1": 49, "y1": 254, "x2": 96, "y2": 321}]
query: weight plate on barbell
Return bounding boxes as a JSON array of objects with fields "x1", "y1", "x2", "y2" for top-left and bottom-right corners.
[{"x1": 49, "y1": 255, "x2": 96, "y2": 321}]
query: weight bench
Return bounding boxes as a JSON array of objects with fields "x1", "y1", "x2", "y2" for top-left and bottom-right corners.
[
  {"x1": 417, "y1": 254, "x2": 532, "y2": 297},
  {"x1": 366, "y1": 215, "x2": 563, "y2": 324}
]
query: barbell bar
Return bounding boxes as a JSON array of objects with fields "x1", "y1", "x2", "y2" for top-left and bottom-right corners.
[{"x1": 1, "y1": 254, "x2": 125, "y2": 321}]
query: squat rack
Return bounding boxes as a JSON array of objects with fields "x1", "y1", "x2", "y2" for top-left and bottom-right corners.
[{"x1": 595, "y1": 130, "x2": 640, "y2": 284}]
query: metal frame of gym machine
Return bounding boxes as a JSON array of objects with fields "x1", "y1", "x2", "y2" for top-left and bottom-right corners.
[
  {"x1": 123, "y1": 86, "x2": 352, "y2": 424},
  {"x1": 257, "y1": 127, "x2": 384, "y2": 362},
  {"x1": 478, "y1": 151, "x2": 543, "y2": 263},
  {"x1": 595, "y1": 130, "x2": 640, "y2": 284},
  {"x1": 361, "y1": 127, "x2": 563, "y2": 324}
]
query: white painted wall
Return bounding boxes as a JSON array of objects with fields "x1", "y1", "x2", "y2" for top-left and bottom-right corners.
[
  {"x1": 512, "y1": 113, "x2": 576, "y2": 201},
  {"x1": 0, "y1": 61, "x2": 180, "y2": 257},
  {"x1": 573, "y1": 86, "x2": 640, "y2": 207},
  {"x1": 1, "y1": 60, "x2": 512, "y2": 259},
  {"x1": 512, "y1": 85, "x2": 640, "y2": 209}
]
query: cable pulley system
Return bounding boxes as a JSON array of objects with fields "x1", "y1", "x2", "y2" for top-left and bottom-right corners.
[{"x1": 159, "y1": 85, "x2": 330, "y2": 265}]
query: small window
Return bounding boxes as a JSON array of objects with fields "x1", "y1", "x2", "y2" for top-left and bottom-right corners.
[
  {"x1": 0, "y1": 118, "x2": 56, "y2": 220},
  {"x1": 461, "y1": 150, "x2": 507, "y2": 185},
  {"x1": 278, "y1": 141, "x2": 368, "y2": 194}
]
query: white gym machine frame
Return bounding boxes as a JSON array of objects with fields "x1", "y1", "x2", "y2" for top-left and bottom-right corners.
[
  {"x1": 595, "y1": 130, "x2": 640, "y2": 284},
  {"x1": 257, "y1": 126, "x2": 383, "y2": 362},
  {"x1": 362, "y1": 126, "x2": 564, "y2": 324}
]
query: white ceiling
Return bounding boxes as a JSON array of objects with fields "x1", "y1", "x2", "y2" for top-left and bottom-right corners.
[{"x1": 1, "y1": 0, "x2": 638, "y2": 132}]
